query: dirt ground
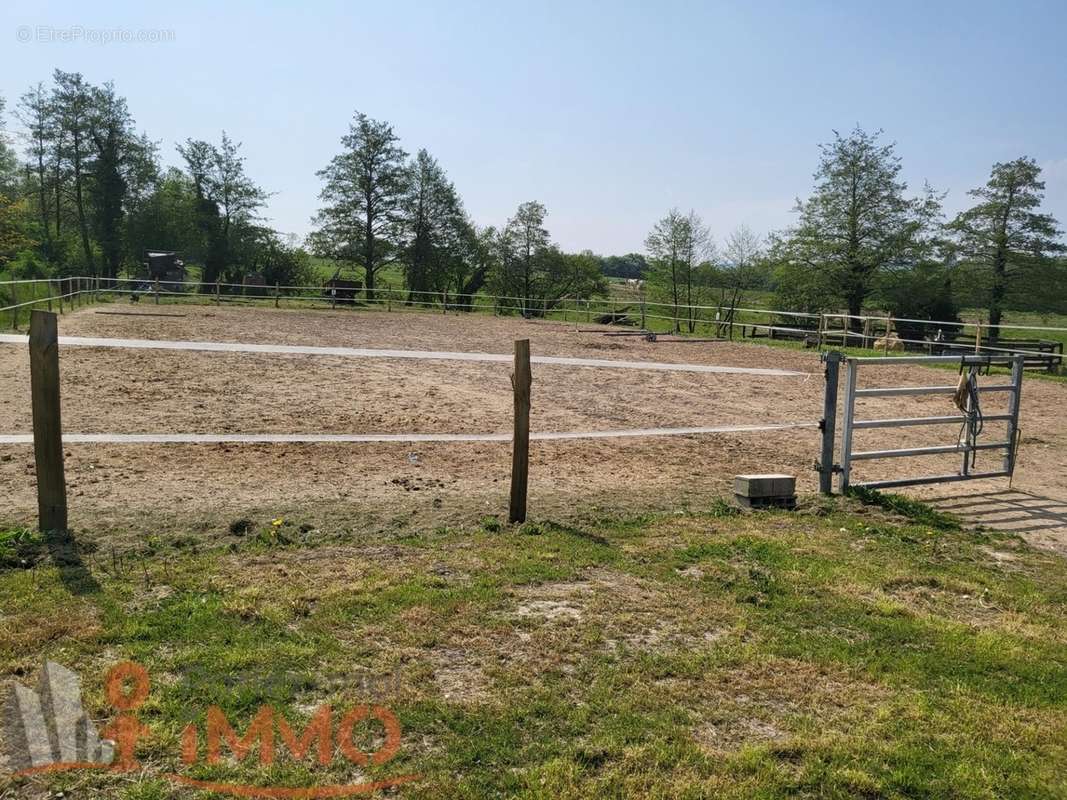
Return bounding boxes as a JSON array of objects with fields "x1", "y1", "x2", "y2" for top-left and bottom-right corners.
[{"x1": 1, "y1": 305, "x2": 1065, "y2": 553}]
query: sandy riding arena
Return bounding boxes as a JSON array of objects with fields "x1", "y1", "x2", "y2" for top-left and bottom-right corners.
[{"x1": 2, "y1": 305, "x2": 1066, "y2": 551}]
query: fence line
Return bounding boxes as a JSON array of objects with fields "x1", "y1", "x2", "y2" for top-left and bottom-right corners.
[
  {"x1": 0, "y1": 423, "x2": 818, "y2": 446},
  {"x1": 1, "y1": 276, "x2": 1064, "y2": 369},
  {"x1": 0, "y1": 333, "x2": 808, "y2": 376}
]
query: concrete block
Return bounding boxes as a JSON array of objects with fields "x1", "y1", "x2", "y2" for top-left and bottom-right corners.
[{"x1": 734, "y1": 474, "x2": 796, "y2": 499}]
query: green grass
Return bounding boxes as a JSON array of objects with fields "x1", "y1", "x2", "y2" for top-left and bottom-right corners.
[{"x1": 2, "y1": 495, "x2": 1065, "y2": 798}]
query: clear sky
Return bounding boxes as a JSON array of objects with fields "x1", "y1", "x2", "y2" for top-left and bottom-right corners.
[{"x1": 2, "y1": 0, "x2": 1065, "y2": 254}]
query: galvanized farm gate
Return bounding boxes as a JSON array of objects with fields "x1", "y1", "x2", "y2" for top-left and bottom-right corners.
[{"x1": 817, "y1": 353, "x2": 1025, "y2": 493}]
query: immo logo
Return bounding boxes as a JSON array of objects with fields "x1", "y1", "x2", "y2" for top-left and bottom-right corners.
[{"x1": 2, "y1": 660, "x2": 419, "y2": 797}]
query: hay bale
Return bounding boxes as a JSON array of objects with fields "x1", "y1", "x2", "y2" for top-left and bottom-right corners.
[{"x1": 873, "y1": 334, "x2": 904, "y2": 351}]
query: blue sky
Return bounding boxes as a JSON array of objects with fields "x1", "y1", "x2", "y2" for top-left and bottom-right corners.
[{"x1": 2, "y1": 0, "x2": 1065, "y2": 253}]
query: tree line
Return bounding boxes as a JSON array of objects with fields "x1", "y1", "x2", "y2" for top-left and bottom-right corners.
[
  {"x1": 1, "y1": 80, "x2": 1063, "y2": 332},
  {"x1": 310, "y1": 112, "x2": 604, "y2": 308},
  {"x1": 0, "y1": 82, "x2": 607, "y2": 311},
  {"x1": 0, "y1": 71, "x2": 311, "y2": 290},
  {"x1": 642, "y1": 127, "x2": 1065, "y2": 338}
]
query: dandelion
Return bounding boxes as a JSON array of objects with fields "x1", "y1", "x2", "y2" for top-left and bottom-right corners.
[{"x1": 271, "y1": 518, "x2": 284, "y2": 527}]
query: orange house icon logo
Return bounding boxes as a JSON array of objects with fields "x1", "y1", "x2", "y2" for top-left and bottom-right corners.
[{"x1": 2, "y1": 660, "x2": 419, "y2": 797}]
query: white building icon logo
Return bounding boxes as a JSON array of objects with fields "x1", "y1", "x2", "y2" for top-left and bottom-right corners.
[{"x1": 1, "y1": 661, "x2": 114, "y2": 772}]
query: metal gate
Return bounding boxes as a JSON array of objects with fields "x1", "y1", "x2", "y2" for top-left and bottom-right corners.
[{"x1": 834, "y1": 354, "x2": 1024, "y2": 491}]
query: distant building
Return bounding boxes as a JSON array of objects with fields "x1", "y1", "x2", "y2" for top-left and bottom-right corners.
[
  {"x1": 244, "y1": 272, "x2": 268, "y2": 297},
  {"x1": 143, "y1": 251, "x2": 186, "y2": 286},
  {"x1": 324, "y1": 277, "x2": 363, "y2": 304}
]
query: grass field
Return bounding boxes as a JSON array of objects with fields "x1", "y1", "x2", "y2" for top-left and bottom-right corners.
[{"x1": 2, "y1": 493, "x2": 1065, "y2": 799}]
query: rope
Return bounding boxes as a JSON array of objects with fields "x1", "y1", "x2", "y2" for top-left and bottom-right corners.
[
  {"x1": 0, "y1": 422, "x2": 818, "y2": 446},
  {"x1": 954, "y1": 366, "x2": 985, "y2": 468},
  {"x1": 0, "y1": 334, "x2": 809, "y2": 377}
]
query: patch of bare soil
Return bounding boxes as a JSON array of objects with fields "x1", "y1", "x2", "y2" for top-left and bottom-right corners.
[{"x1": 1, "y1": 305, "x2": 1065, "y2": 552}]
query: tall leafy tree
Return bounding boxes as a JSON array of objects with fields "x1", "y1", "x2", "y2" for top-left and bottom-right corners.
[
  {"x1": 313, "y1": 112, "x2": 407, "y2": 299},
  {"x1": 399, "y1": 148, "x2": 470, "y2": 301},
  {"x1": 177, "y1": 133, "x2": 267, "y2": 285},
  {"x1": 52, "y1": 70, "x2": 96, "y2": 273},
  {"x1": 89, "y1": 82, "x2": 135, "y2": 279},
  {"x1": 16, "y1": 84, "x2": 57, "y2": 258},
  {"x1": 950, "y1": 157, "x2": 1064, "y2": 337},
  {"x1": 489, "y1": 202, "x2": 603, "y2": 313},
  {"x1": 0, "y1": 94, "x2": 18, "y2": 196},
  {"x1": 779, "y1": 127, "x2": 925, "y2": 326},
  {"x1": 645, "y1": 209, "x2": 710, "y2": 332},
  {"x1": 497, "y1": 200, "x2": 550, "y2": 306}
]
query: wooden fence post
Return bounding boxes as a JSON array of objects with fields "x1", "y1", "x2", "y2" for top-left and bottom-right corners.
[
  {"x1": 57, "y1": 280, "x2": 64, "y2": 315},
  {"x1": 275, "y1": 283, "x2": 280, "y2": 308},
  {"x1": 509, "y1": 339, "x2": 532, "y2": 524},
  {"x1": 216, "y1": 280, "x2": 221, "y2": 305},
  {"x1": 883, "y1": 317, "x2": 891, "y2": 355},
  {"x1": 10, "y1": 282, "x2": 17, "y2": 330},
  {"x1": 974, "y1": 321, "x2": 982, "y2": 354},
  {"x1": 29, "y1": 311, "x2": 67, "y2": 532}
]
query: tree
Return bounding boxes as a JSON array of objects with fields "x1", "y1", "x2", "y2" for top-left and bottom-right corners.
[
  {"x1": 779, "y1": 127, "x2": 926, "y2": 327},
  {"x1": 498, "y1": 201, "x2": 551, "y2": 307},
  {"x1": 0, "y1": 94, "x2": 18, "y2": 196},
  {"x1": 398, "y1": 149, "x2": 470, "y2": 302},
  {"x1": 16, "y1": 84, "x2": 57, "y2": 259},
  {"x1": 645, "y1": 209, "x2": 710, "y2": 332},
  {"x1": 874, "y1": 183, "x2": 960, "y2": 341},
  {"x1": 716, "y1": 225, "x2": 766, "y2": 335},
  {"x1": 213, "y1": 133, "x2": 269, "y2": 283},
  {"x1": 313, "y1": 112, "x2": 407, "y2": 300},
  {"x1": 0, "y1": 195, "x2": 34, "y2": 269},
  {"x1": 488, "y1": 203, "x2": 603, "y2": 313},
  {"x1": 950, "y1": 157, "x2": 1064, "y2": 338},
  {"x1": 52, "y1": 71, "x2": 96, "y2": 273},
  {"x1": 177, "y1": 133, "x2": 267, "y2": 285},
  {"x1": 89, "y1": 82, "x2": 134, "y2": 279}
]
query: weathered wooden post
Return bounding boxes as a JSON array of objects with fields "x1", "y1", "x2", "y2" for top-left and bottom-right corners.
[
  {"x1": 154, "y1": 279, "x2": 161, "y2": 305},
  {"x1": 215, "y1": 280, "x2": 221, "y2": 305},
  {"x1": 974, "y1": 321, "x2": 982, "y2": 354},
  {"x1": 818, "y1": 351, "x2": 843, "y2": 494},
  {"x1": 509, "y1": 339, "x2": 532, "y2": 524},
  {"x1": 10, "y1": 282, "x2": 17, "y2": 330},
  {"x1": 883, "y1": 317, "x2": 891, "y2": 355},
  {"x1": 275, "y1": 283, "x2": 280, "y2": 308},
  {"x1": 29, "y1": 311, "x2": 67, "y2": 532},
  {"x1": 57, "y1": 280, "x2": 64, "y2": 315}
]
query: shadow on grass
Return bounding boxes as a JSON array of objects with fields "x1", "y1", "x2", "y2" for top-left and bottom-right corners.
[{"x1": 44, "y1": 529, "x2": 101, "y2": 595}]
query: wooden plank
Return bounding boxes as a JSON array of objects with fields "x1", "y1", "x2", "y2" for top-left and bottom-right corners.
[
  {"x1": 29, "y1": 311, "x2": 68, "y2": 532},
  {"x1": 509, "y1": 339, "x2": 532, "y2": 524}
]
